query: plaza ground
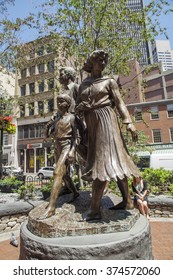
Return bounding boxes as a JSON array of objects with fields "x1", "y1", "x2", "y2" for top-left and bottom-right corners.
[{"x1": 0, "y1": 218, "x2": 173, "y2": 260}]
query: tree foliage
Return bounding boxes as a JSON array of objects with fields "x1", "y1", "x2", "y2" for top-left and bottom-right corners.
[
  {"x1": 0, "y1": 91, "x2": 16, "y2": 117},
  {"x1": 0, "y1": 0, "x2": 172, "y2": 75},
  {"x1": 34, "y1": 0, "x2": 173, "y2": 74},
  {"x1": 0, "y1": 0, "x2": 34, "y2": 71}
]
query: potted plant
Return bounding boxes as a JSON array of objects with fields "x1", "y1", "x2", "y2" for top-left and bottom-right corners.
[{"x1": 41, "y1": 180, "x2": 52, "y2": 200}]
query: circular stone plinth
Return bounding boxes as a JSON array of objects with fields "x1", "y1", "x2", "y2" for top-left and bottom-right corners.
[
  {"x1": 20, "y1": 191, "x2": 153, "y2": 259},
  {"x1": 27, "y1": 191, "x2": 140, "y2": 237},
  {"x1": 20, "y1": 215, "x2": 152, "y2": 260}
]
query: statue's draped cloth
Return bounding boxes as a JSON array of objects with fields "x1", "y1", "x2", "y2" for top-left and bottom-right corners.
[{"x1": 78, "y1": 77, "x2": 139, "y2": 182}]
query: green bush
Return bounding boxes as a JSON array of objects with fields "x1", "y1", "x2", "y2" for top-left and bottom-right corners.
[
  {"x1": 142, "y1": 168, "x2": 172, "y2": 188},
  {"x1": 16, "y1": 183, "x2": 35, "y2": 199},
  {"x1": 41, "y1": 178, "x2": 53, "y2": 193},
  {"x1": 150, "y1": 186, "x2": 161, "y2": 195},
  {"x1": 169, "y1": 184, "x2": 173, "y2": 196},
  {"x1": 0, "y1": 176, "x2": 23, "y2": 193}
]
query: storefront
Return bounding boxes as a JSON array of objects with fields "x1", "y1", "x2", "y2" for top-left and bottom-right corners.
[{"x1": 18, "y1": 142, "x2": 54, "y2": 174}]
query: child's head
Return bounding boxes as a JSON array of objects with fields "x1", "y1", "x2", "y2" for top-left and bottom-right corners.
[
  {"x1": 59, "y1": 67, "x2": 76, "y2": 85},
  {"x1": 57, "y1": 94, "x2": 71, "y2": 111}
]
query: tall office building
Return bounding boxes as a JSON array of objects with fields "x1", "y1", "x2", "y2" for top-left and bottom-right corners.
[
  {"x1": 152, "y1": 40, "x2": 173, "y2": 71},
  {"x1": 15, "y1": 37, "x2": 60, "y2": 173},
  {"x1": 126, "y1": 0, "x2": 152, "y2": 66}
]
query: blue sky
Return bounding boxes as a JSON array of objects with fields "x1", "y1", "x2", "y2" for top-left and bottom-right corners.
[{"x1": 6, "y1": 0, "x2": 173, "y2": 48}]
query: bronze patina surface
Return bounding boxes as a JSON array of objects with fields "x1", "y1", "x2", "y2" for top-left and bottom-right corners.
[{"x1": 28, "y1": 191, "x2": 139, "y2": 238}]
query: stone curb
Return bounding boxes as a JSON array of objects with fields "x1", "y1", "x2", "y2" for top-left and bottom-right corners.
[{"x1": 0, "y1": 200, "x2": 43, "y2": 218}]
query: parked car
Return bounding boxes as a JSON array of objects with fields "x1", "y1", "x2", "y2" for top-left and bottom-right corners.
[
  {"x1": 2, "y1": 166, "x2": 24, "y2": 181},
  {"x1": 37, "y1": 166, "x2": 54, "y2": 180}
]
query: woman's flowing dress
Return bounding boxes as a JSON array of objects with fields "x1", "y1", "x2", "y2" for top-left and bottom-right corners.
[{"x1": 77, "y1": 77, "x2": 139, "y2": 182}]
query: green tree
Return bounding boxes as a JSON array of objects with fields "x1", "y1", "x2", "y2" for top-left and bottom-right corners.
[
  {"x1": 34, "y1": 0, "x2": 172, "y2": 75},
  {"x1": 0, "y1": 0, "x2": 34, "y2": 71},
  {"x1": 0, "y1": 0, "x2": 172, "y2": 75}
]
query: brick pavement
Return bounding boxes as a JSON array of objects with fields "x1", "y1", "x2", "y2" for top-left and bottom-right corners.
[
  {"x1": 0, "y1": 219, "x2": 173, "y2": 260},
  {"x1": 150, "y1": 220, "x2": 173, "y2": 260}
]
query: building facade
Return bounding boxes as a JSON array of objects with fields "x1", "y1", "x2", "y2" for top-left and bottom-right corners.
[
  {"x1": 0, "y1": 70, "x2": 17, "y2": 166},
  {"x1": 126, "y1": 0, "x2": 153, "y2": 66},
  {"x1": 122, "y1": 61, "x2": 173, "y2": 169},
  {"x1": 152, "y1": 40, "x2": 173, "y2": 71},
  {"x1": 15, "y1": 38, "x2": 63, "y2": 174}
]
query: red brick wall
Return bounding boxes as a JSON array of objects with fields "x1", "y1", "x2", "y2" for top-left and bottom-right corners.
[
  {"x1": 129, "y1": 104, "x2": 173, "y2": 144},
  {"x1": 145, "y1": 89, "x2": 164, "y2": 102},
  {"x1": 119, "y1": 60, "x2": 143, "y2": 104}
]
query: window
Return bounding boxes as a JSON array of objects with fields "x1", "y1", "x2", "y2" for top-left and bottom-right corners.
[
  {"x1": 18, "y1": 127, "x2": 23, "y2": 139},
  {"x1": 20, "y1": 85, "x2": 26, "y2": 96},
  {"x1": 20, "y1": 105, "x2": 25, "y2": 117},
  {"x1": 152, "y1": 129, "x2": 162, "y2": 143},
  {"x1": 36, "y1": 125, "x2": 44, "y2": 138},
  {"x1": 24, "y1": 127, "x2": 29, "y2": 139},
  {"x1": 48, "y1": 99, "x2": 54, "y2": 112},
  {"x1": 29, "y1": 49, "x2": 35, "y2": 59},
  {"x1": 29, "y1": 102, "x2": 34, "y2": 116},
  {"x1": 29, "y1": 126, "x2": 35, "y2": 138},
  {"x1": 38, "y1": 63, "x2": 45, "y2": 73},
  {"x1": 38, "y1": 80, "x2": 44, "y2": 92},
  {"x1": 170, "y1": 128, "x2": 173, "y2": 142},
  {"x1": 47, "y1": 60, "x2": 54, "y2": 72},
  {"x1": 29, "y1": 83, "x2": 35, "y2": 95},
  {"x1": 3, "y1": 134, "x2": 8, "y2": 145},
  {"x1": 134, "y1": 109, "x2": 142, "y2": 121},
  {"x1": 21, "y1": 69, "x2": 27, "y2": 78},
  {"x1": 48, "y1": 78, "x2": 54, "y2": 90},
  {"x1": 46, "y1": 45, "x2": 53, "y2": 54},
  {"x1": 150, "y1": 106, "x2": 159, "y2": 120},
  {"x1": 38, "y1": 101, "x2": 44, "y2": 114},
  {"x1": 29, "y1": 65, "x2": 35, "y2": 75},
  {"x1": 167, "y1": 104, "x2": 173, "y2": 118},
  {"x1": 36, "y1": 46, "x2": 44, "y2": 56}
]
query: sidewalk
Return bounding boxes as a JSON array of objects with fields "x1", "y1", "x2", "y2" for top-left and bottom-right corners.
[
  {"x1": 0, "y1": 218, "x2": 173, "y2": 260},
  {"x1": 150, "y1": 218, "x2": 173, "y2": 260}
]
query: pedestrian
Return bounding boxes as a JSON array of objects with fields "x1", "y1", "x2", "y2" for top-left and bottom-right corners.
[{"x1": 132, "y1": 176, "x2": 149, "y2": 219}]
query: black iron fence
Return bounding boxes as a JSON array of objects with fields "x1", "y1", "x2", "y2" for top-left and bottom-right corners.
[{"x1": 24, "y1": 175, "x2": 51, "y2": 187}]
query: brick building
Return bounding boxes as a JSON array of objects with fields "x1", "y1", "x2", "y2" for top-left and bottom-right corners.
[
  {"x1": 15, "y1": 37, "x2": 66, "y2": 173},
  {"x1": 120, "y1": 60, "x2": 173, "y2": 169}
]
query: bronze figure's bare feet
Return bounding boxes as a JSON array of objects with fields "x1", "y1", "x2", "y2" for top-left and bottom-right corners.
[
  {"x1": 38, "y1": 207, "x2": 55, "y2": 220},
  {"x1": 82, "y1": 210, "x2": 102, "y2": 222}
]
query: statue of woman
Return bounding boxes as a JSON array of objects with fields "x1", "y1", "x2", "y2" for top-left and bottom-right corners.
[{"x1": 76, "y1": 50, "x2": 140, "y2": 221}]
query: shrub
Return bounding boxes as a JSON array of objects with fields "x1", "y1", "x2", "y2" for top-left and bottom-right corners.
[
  {"x1": 169, "y1": 184, "x2": 173, "y2": 196},
  {"x1": 16, "y1": 183, "x2": 35, "y2": 199},
  {"x1": 0, "y1": 176, "x2": 23, "y2": 193},
  {"x1": 142, "y1": 168, "x2": 172, "y2": 188}
]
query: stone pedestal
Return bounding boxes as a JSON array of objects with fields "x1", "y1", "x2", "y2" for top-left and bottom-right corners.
[{"x1": 20, "y1": 191, "x2": 153, "y2": 259}]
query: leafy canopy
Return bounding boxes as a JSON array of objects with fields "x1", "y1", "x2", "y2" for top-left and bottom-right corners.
[
  {"x1": 34, "y1": 0, "x2": 173, "y2": 74},
  {"x1": 0, "y1": 0, "x2": 172, "y2": 75}
]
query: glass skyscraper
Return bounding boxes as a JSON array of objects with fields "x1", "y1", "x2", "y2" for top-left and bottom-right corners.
[{"x1": 126, "y1": 0, "x2": 152, "y2": 66}]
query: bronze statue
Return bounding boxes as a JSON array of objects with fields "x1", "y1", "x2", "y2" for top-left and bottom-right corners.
[
  {"x1": 40, "y1": 94, "x2": 79, "y2": 219},
  {"x1": 59, "y1": 66, "x2": 79, "y2": 113},
  {"x1": 45, "y1": 66, "x2": 79, "y2": 137},
  {"x1": 75, "y1": 50, "x2": 140, "y2": 221}
]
